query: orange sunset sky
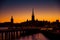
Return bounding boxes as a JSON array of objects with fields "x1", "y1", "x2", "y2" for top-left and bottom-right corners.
[{"x1": 0, "y1": 0, "x2": 60, "y2": 23}]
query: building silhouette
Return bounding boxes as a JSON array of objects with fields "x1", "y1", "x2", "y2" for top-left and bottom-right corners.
[
  {"x1": 11, "y1": 16, "x2": 14, "y2": 24},
  {"x1": 0, "y1": 8, "x2": 60, "y2": 29},
  {"x1": 32, "y1": 8, "x2": 35, "y2": 21}
]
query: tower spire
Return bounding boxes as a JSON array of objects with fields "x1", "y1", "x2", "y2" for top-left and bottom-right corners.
[
  {"x1": 32, "y1": 8, "x2": 34, "y2": 15},
  {"x1": 11, "y1": 16, "x2": 13, "y2": 23},
  {"x1": 32, "y1": 8, "x2": 35, "y2": 21}
]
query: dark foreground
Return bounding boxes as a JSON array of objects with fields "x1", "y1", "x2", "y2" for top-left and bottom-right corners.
[
  {"x1": 19, "y1": 30, "x2": 60, "y2": 40},
  {"x1": 0, "y1": 29, "x2": 60, "y2": 40}
]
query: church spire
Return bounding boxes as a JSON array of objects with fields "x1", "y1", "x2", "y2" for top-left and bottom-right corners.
[
  {"x1": 32, "y1": 8, "x2": 34, "y2": 15},
  {"x1": 32, "y1": 8, "x2": 35, "y2": 21},
  {"x1": 11, "y1": 16, "x2": 13, "y2": 23}
]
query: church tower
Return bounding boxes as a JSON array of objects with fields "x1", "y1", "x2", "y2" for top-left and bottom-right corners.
[
  {"x1": 32, "y1": 8, "x2": 35, "y2": 21},
  {"x1": 11, "y1": 16, "x2": 13, "y2": 23}
]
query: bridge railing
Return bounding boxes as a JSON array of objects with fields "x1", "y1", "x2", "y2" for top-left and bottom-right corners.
[
  {"x1": 0, "y1": 29, "x2": 26, "y2": 40},
  {"x1": 0, "y1": 27, "x2": 54, "y2": 40}
]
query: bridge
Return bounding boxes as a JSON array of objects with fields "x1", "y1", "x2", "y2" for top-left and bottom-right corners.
[
  {"x1": 0, "y1": 28, "x2": 41, "y2": 40},
  {"x1": 0, "y1": 27, "x2": 60, "y2": 40}
]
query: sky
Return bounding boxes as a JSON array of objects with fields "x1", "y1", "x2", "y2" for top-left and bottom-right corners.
[{"x1": 0, "y1": 0, "x2": 60, "y2": 23}]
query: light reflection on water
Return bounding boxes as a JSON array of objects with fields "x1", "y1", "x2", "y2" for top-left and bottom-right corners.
[
  {"x1": 0, "y1": 33, "x2": 49, "y2": 40},
  {"x1": 0, "y1": 27, "x2": 8, "y2": 30},
  {"x1": 0, "y1": 27, "x2": 49, "y2": 40},
  {"x1": 19, "y1": 33, "x2": 49, "y2": 40}
]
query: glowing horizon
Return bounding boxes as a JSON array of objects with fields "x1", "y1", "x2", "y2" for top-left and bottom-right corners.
[
  {"x1": 0, "y1": 0, "x2": 60, "y2": 23},
  {"x1": 0, "y1": 8, "x2": 60, "y2": 23}
]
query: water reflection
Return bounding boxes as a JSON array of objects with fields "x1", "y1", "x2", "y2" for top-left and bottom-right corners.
[
  {"x1": 0, "y1": 27, "x2": 8, "y2": 30},
  {"x1": 19, "y1": 33, "x2": 49, "y2": 40}
]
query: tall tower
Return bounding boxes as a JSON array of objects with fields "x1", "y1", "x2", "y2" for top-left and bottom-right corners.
[
  {"x1": 32, "y1": 8, "x2": 35, "y2": 21},
  {"x1": 11, "y1": 16, "x2": 13, "y2": 23}
]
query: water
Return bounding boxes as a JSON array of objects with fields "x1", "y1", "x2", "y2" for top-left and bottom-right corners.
[
  {"x1": 0, "y1": 33, "x2": 49, "y2": 40},
  {"x1": 0, "y1": 27, "x2": 8, "y2": 30},
  {"x1": 19, "y1": 33, "x2": 49, "y2": 40},
  {"x1": 0, "y1": 27, "x2": 49, "y2": 40},
  {"x1": 0, "y1": 27, "x2": 60, "y2": 40}
]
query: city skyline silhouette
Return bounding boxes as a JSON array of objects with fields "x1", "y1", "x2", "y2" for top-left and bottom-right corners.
[
  {"x1": 0, "y1": 0, "x2": 60, "y2": 23},
  {"x1": 0, "y1": 8, "x2": 60, "y2": 23},
  {"x1": 0, "y1": 0, "x2": 60, "y2": 40},
  {"x1": 0, "y1": 8, "x2": 60, "y2": 28}
]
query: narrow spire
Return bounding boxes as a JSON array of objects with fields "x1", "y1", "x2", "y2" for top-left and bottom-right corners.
[
  {"x1": 11, "y1": 16, "x2": 13, "y2": 23},
  {"x1": 32, "y1": 8, "x2": 34, "y2": 15},
  {"x1": 32, "y1": 8, "x2": 35, "y2": 21}
]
